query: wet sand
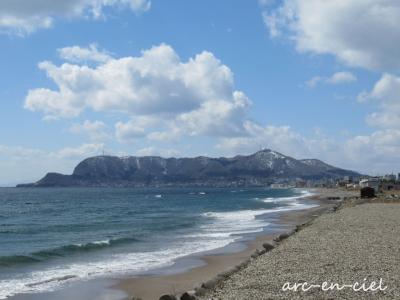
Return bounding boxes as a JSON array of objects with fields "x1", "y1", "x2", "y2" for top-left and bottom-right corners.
[{"x1": 116, "y1": 188, "x2": 353, "y2": 300}]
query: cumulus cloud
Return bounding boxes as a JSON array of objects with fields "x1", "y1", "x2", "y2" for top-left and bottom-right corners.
[
  {"x1": 259, "y1": 0, "x2": 400, "y2": 174},
  {"x1": 58, "y1": 44, "x2": 112, "y2": 63},
  {"x1": 263, "y1": 0, "x2": 400, "y2": 70},
  {"x1": 216, "y1": 121, "x2": 340, "y2": 165},
  {"x1": 216, "y1": 121, "x2": 322, "y2": 160},
  {"x1": 0, "y1": 0, "x2": 151, "y2": 35},
  {"x1": 22, "y1": 42, "x2": 400, "y2": 175},
  {"x1": 70, "y1": 120, "x2": 110, "y2": 141},
  {"x1": 343, "y1": 129, "x2": 400, "y2": 173},
  {"x1": 216, "y1": 122, "x2": 400, "y2": 175},
  {"x1": 358, "y1": 73, "x2": 400, "y2": 128},
  {"x1": 306, "y1": 71, "x2": 357, "y2": 87},
  {"x1": 25, "y1": 43, "x2": 252, "y2": 141},
  {"x1": 115, "y1": 119, "x2": 146, "y2": 143}
]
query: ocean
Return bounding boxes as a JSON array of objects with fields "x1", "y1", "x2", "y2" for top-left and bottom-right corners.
[{"x1": 0, "y1": 187, "x2": 315, "y2": 299}]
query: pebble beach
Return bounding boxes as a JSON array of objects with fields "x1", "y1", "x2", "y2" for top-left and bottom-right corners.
[{"x1": 200, "y1": 196, "x2": 400, "y2": 300}]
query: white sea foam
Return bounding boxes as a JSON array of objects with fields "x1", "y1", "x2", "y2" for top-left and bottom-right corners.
[
  {"x1": 262, "y1": 190, "x2": 313, "y2": 203},
  {"x1": 92, "y1": 240, "x2": 110, "y2": 245},
  {"x1": 0, "y1": 190, "x2": 316, "y2": 299},
  {"x1": 198, "y1": 190, "x2": 316, "y2": 244},
  {"x1": 0, "y1": 236, "x2": 236, "y2": 299},
  {"x1": 198, "y1": 209, "x2": 272, "y2": 241}
]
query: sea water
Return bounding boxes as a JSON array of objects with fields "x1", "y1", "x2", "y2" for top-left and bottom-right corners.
[{"x1": 0, "y1": 187, "x2": 315, "y2": 299}]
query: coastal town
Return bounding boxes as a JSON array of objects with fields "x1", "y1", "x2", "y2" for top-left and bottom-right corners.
[{"x1": 272, "y1": 173, "x2": 400, "y2": 192}]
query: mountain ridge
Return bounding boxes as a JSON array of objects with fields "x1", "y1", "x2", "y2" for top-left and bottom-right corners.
[{"x1": 17, "y1": 149, "x2": 360, "y2": 187}]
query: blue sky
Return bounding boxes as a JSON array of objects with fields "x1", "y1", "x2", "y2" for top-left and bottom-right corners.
[{"x1": 0, "y1": 0, "x2": 399, "y2": 185}]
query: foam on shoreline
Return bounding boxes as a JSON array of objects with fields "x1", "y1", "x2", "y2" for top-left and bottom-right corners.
[{"x1": 1, "y1": 189, "x2": 317, "y2": 300}]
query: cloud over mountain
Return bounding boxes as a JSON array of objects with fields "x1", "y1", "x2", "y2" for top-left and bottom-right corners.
[{"x1": 25, "y1": 43, "x2": 252, "y2": 141}]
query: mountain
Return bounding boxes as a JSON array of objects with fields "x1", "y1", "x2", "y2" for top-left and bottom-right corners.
[{"x1": 17, "y1": 149, "x2": 360, "y2": 187}]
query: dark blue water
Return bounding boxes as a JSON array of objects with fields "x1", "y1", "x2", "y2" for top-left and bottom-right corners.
[{"x1": 0, "y1": 187, "x2": 314, "y2": 299}]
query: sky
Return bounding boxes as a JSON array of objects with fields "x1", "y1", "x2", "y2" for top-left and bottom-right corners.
[{"x1": 0, "y1": 0, "x2": 400, "y2": 186}]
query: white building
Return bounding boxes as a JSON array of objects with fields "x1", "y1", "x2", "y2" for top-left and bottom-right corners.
[{"x1": 359, "y1": 178, "x2": 380, "y2": 193}]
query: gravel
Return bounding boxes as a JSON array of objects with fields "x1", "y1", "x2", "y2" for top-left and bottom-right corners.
[{"x1": 202, "y1": 203, "x2": 400, "y2": 299}]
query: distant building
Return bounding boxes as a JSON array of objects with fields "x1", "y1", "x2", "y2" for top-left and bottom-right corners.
[
  {"x1": 383, "y1": 174, "x2": 396, "y2": 182},
  {"x1": 381, "y1": 181, "x2": 400, "y2": 191},
  {"x1": 295, "y1": 179, "x2": 306, "y2": 188},
  {"x1": 343, "y1": 176, "x2": 352, "y2": 183},
  {"x1": 359, "y1": 178, "x2": 380, "y2": 193}
]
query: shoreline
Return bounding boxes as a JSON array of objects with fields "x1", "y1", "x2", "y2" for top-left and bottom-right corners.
[
  {"x1": 115, "y1": 188, "x2": 354, "y2": 300},
  {"x1": 4, "y1": 188, "x2": 355, "y2": 300},
  {"x1": 200, "y1": 191, "x2": 400, "y2": 300}
]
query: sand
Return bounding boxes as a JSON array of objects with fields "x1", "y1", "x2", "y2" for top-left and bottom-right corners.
[{"x1": 116, "y1": 188, "x2": 354, "y2": 300}]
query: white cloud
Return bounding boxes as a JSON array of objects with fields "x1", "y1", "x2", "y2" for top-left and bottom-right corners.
[
  {"x1": 327, "y1": 72, "x2": 357, "y2": 84},
  {"x1": 0, "y1": 143, "x2": 104, "y2": 185},
  {"x1": 216, "y1": 121, "x2": 400, "y2": 175},
  {"x1": 343, "y1": 129, "x2": 400, "y2": 173},
  {"x1": 0, "y1": 143, "x2": 103, "y2": 160},
  {"x1": 263, "y1": 0, "x2": 400, "y2": 70},
  {"x1": 359, "y1": 73, "x2": 400, "y2": 128},
  {"x1": 21, "y1": 42, "x2": 400, "y2": 175},
  {"x1": 0, "y1": 0, "x2": 151, "y2": 35},
  {"x1": 0, "y1": 15, "x2": 53, "y2": 34},
  {"x1": 136, "y1": 147, "x2": 180, "y2": 157},
  {"x1": 58, "y1": 44, "x2": 112, "y2": 63},
  {"x1": 174, "y1": 91, "x2": 251, "y2": 137},
  {"x1": 260, "y1": 1, "x2": 400, "y2": 173},
  {"x1": 366, "y1": 112, "x2": 400, "y2": 129},
  {"x1": 306, "y1": 71, "x2": 357, "y2": 87},
  {"x1": 359, "y1": 73, "x2": 400, "y2": 103},
  {"x1": 70, "y1": 120, "x2": 110, "y2": 141},
  {"x1": 51, "y1": 143, "x2": 104, "y2": 159},
  {"x1": 216, "y1": 121, "x2": 316, "y2": 159},
  {"x1": 146, "y1": 126, "x2": 182, "y2": 142},
  {"x1": 25, "y1": 43, "x2": 252, "y2": 141},
  {"x1": 115, "y1": 119, "x2": 146, "y2": 143},
  {"x1": 305, "y1": 76, "x2": 323, "y2": 88}
]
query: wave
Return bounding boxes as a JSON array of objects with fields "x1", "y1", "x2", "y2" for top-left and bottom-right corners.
[
  {"x1": 0, "y1": 189, "x2": 316, "y2": 299},
  {"x1": 199, "y1": 209, "x2": 272, "y2": 243},
  {"x1": 0, "y1": 235, "x2": 239, "y2": 299},
  {"x1": 0, "y1": 237, "x2": 138, "y2": 267},
  {"x1": 0, "y1": 255, "x2": 41, "y2": 267},
  {"x1": 199, "y1": 190, "x2": 317, "y2": 242},
  {"x1": 261, "y1": 190, "x2": 314, "y2": 203}
]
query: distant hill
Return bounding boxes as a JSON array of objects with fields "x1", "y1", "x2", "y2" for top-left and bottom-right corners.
[{"x1": 17, "y1": 149, "x2": 360, "y2": 187}]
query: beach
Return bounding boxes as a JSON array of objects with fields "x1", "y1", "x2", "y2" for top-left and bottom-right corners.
[
  {"x1": 198, "y1": 193, "x2": 400, "y2": 300},
  {"x1": 116, "y1": 188, "x2": 356, "y2": 300},
  {"x1": 0, "y1": 187, "x2": 325, "y2": 300},
  {"x1": 4, "y1": 187, "x2": 397, "y2": 300}
]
